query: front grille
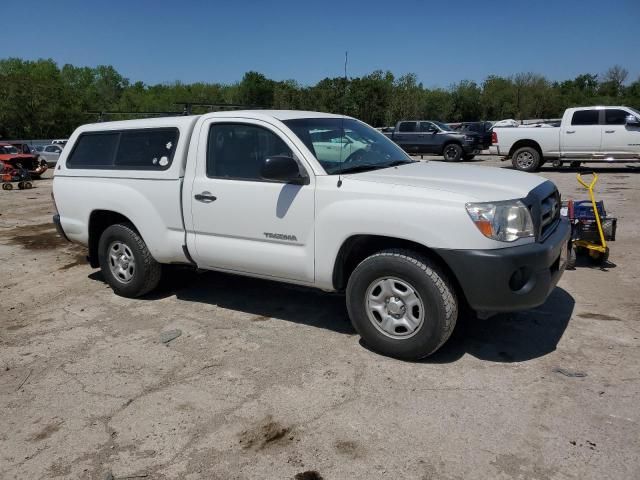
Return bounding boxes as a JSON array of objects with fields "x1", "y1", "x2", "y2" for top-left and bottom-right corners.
[{"x1": 539, "y1": 190, "x2": 560, "y2": 240}]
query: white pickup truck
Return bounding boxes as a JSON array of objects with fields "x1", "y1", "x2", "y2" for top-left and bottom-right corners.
[
  {"x1": 492, "y1": 106, "x2": 640, "y2": 171},
  {"x1": 52, "y1": 110, "x2": 570, "y2": 359}
]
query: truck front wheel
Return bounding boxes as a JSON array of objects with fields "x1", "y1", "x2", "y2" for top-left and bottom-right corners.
[
  {"x1": 346, "y1": 249, "x2": 458, "y2": 360},
  {"x1": 512, "y1": 147, "x2": 541, "y2": 172},
  {"x1": 442, "y1": 143, "x2": 463, "y2": 162},
  {"x1": 98, "y1": 223, "x2": 162, "y2": 298}
]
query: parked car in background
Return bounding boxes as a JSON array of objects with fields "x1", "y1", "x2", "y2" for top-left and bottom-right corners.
[
  {"x1": 384, "y1": 120, "x2": 483, "y2": 161},
  {"x1": 39, "y1": 144, "x2": 64, "y2": 166},
  {"x1": 9, "y1": 142, "x2": 35, "y2": 155},
  {"x1": 53, "y1": 111, "x2": 569, "y2": 360},
  {"x1": 0, "y1": 142, "x2": 48, "y2": 178},
  {"x1": 449, "y1": 121, "x2": 493, "y2": 149},
  {"x1": 491, "y1": 106, "x2": 640, "y2": 171}
]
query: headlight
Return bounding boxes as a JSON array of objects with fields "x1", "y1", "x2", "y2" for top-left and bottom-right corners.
[{"x1": 465, "y1": 200, "x2": 534, "y2": 242}]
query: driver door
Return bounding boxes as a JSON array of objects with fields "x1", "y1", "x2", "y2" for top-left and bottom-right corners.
[
  {"x1": 187, "y1": 119, "x2": 316, "y2": 283},
  {"x1": 419, "y1": 122, "x2": 440, "y2": 153}
]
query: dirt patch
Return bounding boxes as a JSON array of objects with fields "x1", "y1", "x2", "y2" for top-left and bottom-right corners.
[
  {"x1": 578, "y1": 312, "x2": 622, "y2": 321},
  {"x1": 6, "y1": 323, "x2": 26, "y2": 331},
  {"x1": 30, "y1": 420, "x2": 63, "y2": 442},
  {"x1": 334, "y1": 439, "x2": 362, "y2": 458},
  {"x1": 238, "y1": 415, "x2": 292, "y2": 450},
  {"x1": 0, "y1": 223, "x2": 67, "y2": 250},
  {"x1": 59, "y1": 252, "x2": 88, "y2": 271},
  {"x1": 295, "y1": 471, "x2": 324, "y2": 480}
]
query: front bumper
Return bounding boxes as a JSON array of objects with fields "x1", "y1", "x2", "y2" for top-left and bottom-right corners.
[{"x1": 436, "y1": 218, "x2": 571, "y2": 312}]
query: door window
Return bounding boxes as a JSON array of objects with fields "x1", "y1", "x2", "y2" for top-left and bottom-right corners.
[
  {"x1": 571, "y1": 110, "x2": 599, "y2": 126},
  {"x1": 419, "y1": 122, "x2": 437, "y2": 132},
  {"x1": 604, "y1": 109, "x2": 628, "y2": 125},
  {"x1": 206, "y1": 123, "x2": 294, "y2": 181}
]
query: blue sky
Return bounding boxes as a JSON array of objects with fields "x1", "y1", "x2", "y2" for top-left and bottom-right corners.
[{"x1": 1, "y1": 0, "x2": 638, "y2": 87}]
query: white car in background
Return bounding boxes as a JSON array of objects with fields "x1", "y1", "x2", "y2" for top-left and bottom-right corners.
[{"x1": 39, "y1": 144, "x2": 64, "y2": 166}]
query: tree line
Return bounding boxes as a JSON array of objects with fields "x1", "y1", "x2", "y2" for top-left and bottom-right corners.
[{"x1": 0, "y1": 57, "x2": 638, "y2": 139}]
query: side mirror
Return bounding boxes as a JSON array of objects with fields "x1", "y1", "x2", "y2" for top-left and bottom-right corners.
[
  {"x1": 261, "y1": 156, "x2": 308, "y2": 184},
  {"x1": 626, "y1": 115, "x2": 640, "y2": 126}
]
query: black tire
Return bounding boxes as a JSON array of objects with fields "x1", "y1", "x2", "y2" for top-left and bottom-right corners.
[
  {"x1": 24, "y1": 181, "x2": 32, "y2": 189},
  {"x1": 567, "y1": 245, "x2": 576, "y2": 270},
  {"x1": 98, "y1": 223, "x2": 162, "y2": 298},
  {"x1": 2, "y1": 183, "x2": 12, "y2": 190},
  {"x1": 346, "y1": 249, "x2": 458, "y2": 360},
  {"x1": 463, "y1": 154, "x2": 475, "y2": 161},
  {"x1": 17, "y1": 182, "x2": 25, "y2": 190},
  {"x1": 442, "y1": 143, "x2": 463, "y2": 162},
  {"x1": 511, "y1": 146, "x2": 541, "y2": 172},
  {"x1": 570, "y1": 161, "x2": 581, "y2": 168}
]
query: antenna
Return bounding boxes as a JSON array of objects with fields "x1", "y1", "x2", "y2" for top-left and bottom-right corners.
[{"x1": 338, "y1": 50, "x2": 348, "y2": 188}]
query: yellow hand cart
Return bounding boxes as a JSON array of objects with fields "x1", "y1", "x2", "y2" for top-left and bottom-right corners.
[{"x1": 564, "y1": 172, "x2": 616, "y2": 268}]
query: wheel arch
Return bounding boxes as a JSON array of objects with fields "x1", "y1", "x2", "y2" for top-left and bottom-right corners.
[
  {"x1": 508, "y1": 139, "x2": 543, "y2": 159},
  {"x1": 332, "y1": 234, "x2": 469, "y2": 306},
  {"x1": 87, "y1": 210, "x2": 138, "y2": 268}
]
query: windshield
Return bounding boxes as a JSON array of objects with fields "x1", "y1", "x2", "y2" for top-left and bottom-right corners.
[
  {"x1": 433, "y1": 121, "x2": 453, "y2": 132},
  {"x1": 283, "y1": 117, "x2": 413, "y2": 175},
  {"x1": 0, "y1": 145, "x2": 19, "y2": 154}
]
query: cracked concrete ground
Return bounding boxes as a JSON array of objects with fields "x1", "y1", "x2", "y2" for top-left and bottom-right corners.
[{"x1": 1, "y1": 157, "x2": 639, "y2": 479}]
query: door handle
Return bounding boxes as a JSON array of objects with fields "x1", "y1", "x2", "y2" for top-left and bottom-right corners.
[
  {"x1": 566, "y1": 130, "x2": 576, "y2": 134},
  {"x1": 605, "y1": 130, "x2": 615, "y2": 133},
  {"x1": 194, "y1": 191, "x2": 217, "y2": 203}
]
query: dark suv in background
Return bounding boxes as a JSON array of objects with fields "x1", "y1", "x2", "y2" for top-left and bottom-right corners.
[{"x1": 384, "y1": 120, "x2": 483, "y2": 161}]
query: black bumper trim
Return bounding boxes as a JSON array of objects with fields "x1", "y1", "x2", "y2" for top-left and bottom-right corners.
[{"x1": 436, "y1": 219, "x2": 571, "y2": 312}]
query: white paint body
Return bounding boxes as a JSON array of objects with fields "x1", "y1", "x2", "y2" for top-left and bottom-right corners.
[
  {"x1": 491, "y1": 106, "x2": 640, "y2": 161},
  {"x1": 53, "y1": 111, "x2": 548, "y2": 291}
]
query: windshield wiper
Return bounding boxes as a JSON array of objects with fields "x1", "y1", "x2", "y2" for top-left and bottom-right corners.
[
  {"x1": 336, "y1": 160, "x2": 417, "y2": 175},
  {"x1": 382, "y1": 160, "x2": 417, "y2": 167},
  {"x1": 335, "y1": 163, "x2": 386, "y2": 175}
]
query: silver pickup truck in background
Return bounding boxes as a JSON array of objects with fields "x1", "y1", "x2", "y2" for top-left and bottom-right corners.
[{"x1": 491, "y1": 106, "x2": 640, "y2": 171}]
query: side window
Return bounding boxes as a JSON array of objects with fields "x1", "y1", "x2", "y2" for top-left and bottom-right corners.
[
  {"x1": 115, "y1": 129, "x2": 178, "y2": 169},
  {"x1": 419, "y1": 122, "x2": 436, "y2": 132},
  {"x1": 571, "y1": 110, "x2": 599, "y2": 126},
  {"x1": 398, "y1": 122, "x2": 417, "y2": 132},
  {"x1": 604, "y1": 109, "x2": 628, "y2": 125},
  {"x1": 67, "y1": 133, "x2": 119, "y2": 168},
  {"x1": 207, "y1": 123, "x2": 294, "y2": 181}
]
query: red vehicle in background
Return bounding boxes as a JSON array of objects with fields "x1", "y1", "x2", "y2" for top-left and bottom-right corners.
[{"x1": 0, "y1": 142, "x2": 48, "y2": 178}]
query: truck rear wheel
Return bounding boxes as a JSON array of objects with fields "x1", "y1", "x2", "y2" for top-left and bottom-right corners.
[
  {"x1": 442, "y1": 143, "x2": 463, "y2": 162},
  {"x1": 346, "y1": 249, "x2": 458, "y2": 360},
  {"x1": 98, "y1": 223, "x2": 162, "y2": 298},
  {"x1": 512, "y1": 147, "x2": 541, "y2": 172}
]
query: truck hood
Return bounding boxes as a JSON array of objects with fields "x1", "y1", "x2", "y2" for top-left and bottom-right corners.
[{"x1": 345, "y1": 161, "x2": 545, "y2": 202}]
